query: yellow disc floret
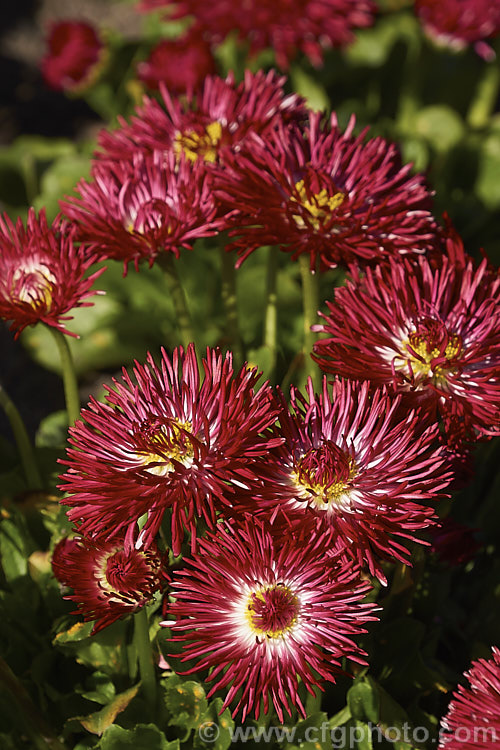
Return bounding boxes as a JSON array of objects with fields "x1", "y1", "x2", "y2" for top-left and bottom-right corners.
[{"x1": 174, "y1": 121, "x2": 223, "y2": 163}]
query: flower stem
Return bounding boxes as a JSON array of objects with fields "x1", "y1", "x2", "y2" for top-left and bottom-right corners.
[
  {"x1": 467, "y1": 63, "x2": 500, "y2": 130},
  {"x1": 220, "y1": 248, "x2": 243, "y2": 368},
  {"x1": 263, "y1": 246, "x2": 278, "y2": 381},
  {"x1": 298, "y1": 254, "x2": 321, "y2": 392},
  {"x1": 159, "y1": 253, "x2": 196, "y2": 351},
  {"x1": 134, "y1": 606, "x2": 157, "y2": 708},
  {"x1": 48, "y1": 327, "x2": 80, "y2": 426},
  {"x1": 0, "y1": 381, "x2": 42, "y2": 488}
]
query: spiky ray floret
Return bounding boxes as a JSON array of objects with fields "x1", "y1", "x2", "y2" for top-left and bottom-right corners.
[
  {"x1": 59, "y1": 344, "x2": 281, "y2": 556},
  {"x1": 227, "y1": 377, "x2": 452, "y2": 583},
  {"x1": 166, "y1": 517, "x2": 377, "y2": 722},
  {"x1": 313, "y1": 232, "x2": 500, "y2": 445},
  {"x1": 0, "y1": 208, "x2": 102, "y2": 337},
  {"x1": 214, "y1": 110, "x2": 438, "y2": 270},
  {"x1": 438, "y1": 646, "x2": 500, "y2": 750}
]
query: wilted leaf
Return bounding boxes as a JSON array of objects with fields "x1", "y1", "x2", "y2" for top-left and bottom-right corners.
[{"x1": 77, "y1": 683, "x2": 140, "y2": 735}]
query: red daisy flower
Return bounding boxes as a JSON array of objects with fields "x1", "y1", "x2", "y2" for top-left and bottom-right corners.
[
  {"x1": 312, "y1": 230, "x2": 500, "y2": 445},
  {"x1": 439, "y1": 647, "x2": 500, "y2": 749},
  {"x1": 96, "y1": 69, "x2": 307, "y2": 166},
  {"x1": 229, "y1": 378, "x2": 450, "y2": 582},
  {"x1": 60, "y1": 344, "x2": 281, "y2": 556},
  {"x1": 0, "y1": 209, "x2": 103, "y2": 338},
  {"x1": 415, "y1": 0, "x2": 500, "y2": 61},
  {"x1": 61, "y1": 150, "x2": 221, "y2": 272},
  {"x1": 166, "y1": 517, "x2": 377, "y2": 721},
  {"x1": 52, "y1": 535, "x2": 166, "y2": 633},
  {"x1": 215, "y1": 111, "x2": 438, "y2": 269},
  {"x1": 137, "y1": 26, "x2": 216, "y2": 95},
  {"x1": 138, "y1": 0, "x2": 376, "y2": 69},
  {"x1": 41, "y1": 20, "x2": 106, "y2": 92}
]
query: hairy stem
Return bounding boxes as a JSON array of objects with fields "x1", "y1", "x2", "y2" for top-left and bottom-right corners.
[
  {"x1": 298, "y1": 254, "x2": 321, "y2": 392},
  {"x1": 159, "y1": 253, "x2": 196, "y2": 351},
  {"x1": 0, "y1": 381, "x2": 42, "y2": 488},
  {"x1": 263, "y1": 246, "x2": 279, "y2": 381},
  {"x1": 47, "y1": 327, "x2": 80, "y2": 427},
  {"x1": 134, "y1": 606, "x2": 157, "y2": 709},
  {"x1": 220, "y1": 248, "x2": 243, "y2": 368}
]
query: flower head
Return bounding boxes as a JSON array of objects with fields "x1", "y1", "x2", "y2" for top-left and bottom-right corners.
[
  {"x1": 215, "y1": 111, "x2": 437, "y2": 269},
  {"x1": 52, "y1": 535, "x2": 166, "y2": 633},
  {"x1": 139, "y1": 0, "x2": 376, "y2": 69},
  {"x1": 313, "y1": 230, "x2": 500, "y2": 445},
  {"x1": 229, "y1": 378, "x2": 450, "y2": 582},
  {"x1": 439, "y1": 646, "x2": 500, "y2": 749},
  {"x1": 61, "y1": 150, "x2": 220, "y2": 271},
  {"x1": 0, "y1": 209, "x2": 102, "y2": 338},
  {"x1": 60, "y1": 344, "x2": 280, "y2": 555},
  {"x1": 137, "y1": 26, "x2": 216, "y2": 95},
  {"x1": 166, "y1": 517, "x2": 377, "y2": 721},
  {"x1": 41, "y1": 20, "x2": 106, "y2": 92},
  {"x1": 415, "y1": 0, "x2": 500, "y2": 60},
  {"x1": 96, "y1": 70, "x2": 307, "y2": 166}
]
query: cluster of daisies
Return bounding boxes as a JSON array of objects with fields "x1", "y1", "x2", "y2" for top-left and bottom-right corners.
[{"x1": 1, "y1": 69, "x2": 499, "y2": 728}]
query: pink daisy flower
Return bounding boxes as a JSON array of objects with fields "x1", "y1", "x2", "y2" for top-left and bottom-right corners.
[
  {"x1": 61, "y1": 150, "x2": 220, "y2": 272},
  {"x1": 138, "y1": 0, "x2": 376, "y2": 69},
  {"x1": 229, "y1": 378, "x2": 450, "y2": 582},
  {"x1": 215, "y1": 111, "x2": 438, "y2": 269},
  {"x1": 52, "y1": 534, "x2": 166, "y2": 633},
  {"x1": 439, "y1": 646, "x2": 500, "y2": 749},
  {"x1": 41, "y1": 20, "x2": 106, "y2": 92},
  {"x1": 166, "y1": 517, "x2": 377, "y2": 721},
  {"x1": 415, "y1": 0, "x2": 500, "y2": 61},
  {"x1": 313, "y1": 230, "x2": 500, "y2": 445},
  {"x1": 0, "y1": 209, "x2": 102, "y2": 338},
  {"x1": 96, "y1": 69, "x2": 307, "y2": 166},
  {"x1": 60, "y1": 344, "x2": 280, "y2": 556}
]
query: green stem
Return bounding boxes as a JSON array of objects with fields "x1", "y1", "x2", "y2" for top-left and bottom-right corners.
[
  {"x1": 47, "y1": 327, "x2": 80, "y2": 426},
  {"x1": 298, "y1": 254, "x2": 321, "y2": 392},
  {"x1": 220, "y1": 248, "x2": 243, "y2": 368},
  {"x1": 0, "y1": 381, "x2": 42, "y2": 488},
  {"x1": 0, "y1": 657, "x2": 68, "y2": 750},
  {"x1": 159, "y1": 254, "x2": 196, "y2": 351},
  {"x1": 467, "y1": 63, "x2": 500, "y2": 130},
  {"x1": 134, "y1": 606, "x2": 157, "y2": 708},
  {"x1": 263, "y1": 247, "x2": 279, "y2": 381}
]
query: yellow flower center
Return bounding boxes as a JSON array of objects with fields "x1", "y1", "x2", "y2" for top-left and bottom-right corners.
[
  {"x1": 403, "y1": 327, "x2": 463, "y2": 385},
  {"x1": 292, "y1": 442, "x2": 356, "y2": 511},
  {"x1": 246, "y1": 584, "x2": 299, "y2": 639},
  {"x1": 10, "y1": 261, "x2": 56, "y2": 311},
  {"x1": 173, "y1": 121, "x2": 223, "y2": 163},
  {"x1": 291, "y1": 179, "x2": 345, "y2": 230},
  {"x1": 135, "y1": 418, "x2": 195, "y2": 476}
]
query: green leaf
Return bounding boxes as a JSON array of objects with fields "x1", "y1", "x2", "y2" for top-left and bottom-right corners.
[
  {"x1": 0, "y1": 514, "x2": 33, "y2": 582},
  {"x1": 76, "y1": 683, "x2": 140, "y2": 736},
  {"x1": 35, "y1": 410, "x2": 70, "y2": 448},
  {"x1": 347, "y1": 677, "x2": 380, "y2": 724},
  {"x1": 289, "y1": 67, "x2": 330, "y2": 113},
  {"x1": 193, "y1": 698, "x2": 235, "y2": 750},
  {"x1": 163, "y1": 675, "x2": 208, "y2": 731},
  {"x1": 99, "y1": 723, "x2": 179, "y2": 750},
  {"x1": 413, "y1": 106, "x2": 465, "y2": 153}
]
